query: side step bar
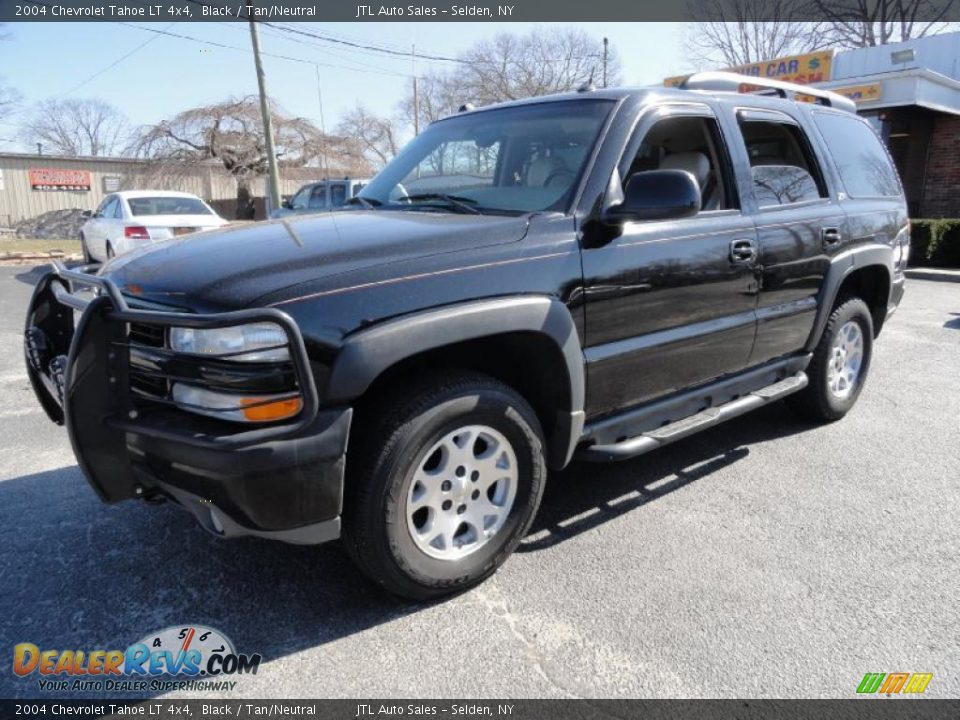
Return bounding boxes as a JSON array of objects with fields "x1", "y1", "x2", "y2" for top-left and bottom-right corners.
[{"x1": 577, "y1": 372, "x2": 808, "y2": 462}]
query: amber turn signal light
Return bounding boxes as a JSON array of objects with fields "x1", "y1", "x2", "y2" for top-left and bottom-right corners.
[{"x1": 240, "y1": 396, "x2": 303, "y2": 422}]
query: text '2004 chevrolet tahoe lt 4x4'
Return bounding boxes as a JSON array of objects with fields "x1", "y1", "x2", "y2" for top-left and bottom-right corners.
[{"x1": 24, "y1": 72, "x2": 909, "y2": 599}]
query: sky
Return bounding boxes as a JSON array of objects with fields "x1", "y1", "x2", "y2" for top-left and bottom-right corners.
[{"x1": 0, "y1": 21, "x2": 687, "y2": 152}]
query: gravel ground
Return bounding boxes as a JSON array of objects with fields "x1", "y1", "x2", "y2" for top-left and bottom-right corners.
[{"x1": 0, "y1": 265, "x2": 957, "y2": 700}]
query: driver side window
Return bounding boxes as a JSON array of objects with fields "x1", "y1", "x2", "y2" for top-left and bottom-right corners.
[
  {"x1": 290, "y1": 187, "x2": 312, "y2": 210},
  {"x1": 621, "y1": 114, "x2": 738, "y2": 212},
  {"x1": 96, "y1": 196, "x2": 115, "y2": 217}
]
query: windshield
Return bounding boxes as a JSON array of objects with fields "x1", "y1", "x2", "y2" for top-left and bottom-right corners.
[
  {"x1": 358, "y1": 99, "x2": 614, "y2": 214},
  {"x1": 128, "y1": 196, "x2": 212, "y2": 216}
]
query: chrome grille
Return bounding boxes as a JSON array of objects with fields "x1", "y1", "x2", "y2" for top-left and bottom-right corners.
[{"x1": 128, "y1": 322, "x2": 165, "y2": 348}]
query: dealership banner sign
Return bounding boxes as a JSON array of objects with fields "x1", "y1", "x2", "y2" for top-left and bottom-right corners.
[
  {"x1": 665, "y1": 51, "x2": 834, "y2": 88},
  {"x1": 29, "y1": 168, "x2": 92, "y2": 192}
]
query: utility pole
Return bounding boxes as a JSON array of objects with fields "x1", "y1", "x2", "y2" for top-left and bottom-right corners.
[
  {"x1": 602, "y1": 37, "x2": 609, "y2": 89},
  {"x1": 36, "y1": 142, "x2": 42, "y2": 156},
  {"x1": 412, "y1": 44, "x2": 420, "y2": 136},
  {"x1": 247, "y1": 0, "x2": 281, "y2": 213}
]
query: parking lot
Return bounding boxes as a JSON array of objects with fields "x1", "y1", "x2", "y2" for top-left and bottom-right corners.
[{"x1": 0, "y1": 264, "x2": 957, "y2": 700}]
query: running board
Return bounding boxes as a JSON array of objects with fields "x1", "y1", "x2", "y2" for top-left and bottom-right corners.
[{"x1": 577, "y1": 372, "x2": 808, "y2": 462}]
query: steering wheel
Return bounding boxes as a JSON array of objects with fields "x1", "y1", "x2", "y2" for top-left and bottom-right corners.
[{"x1": 543, "y1": 169, "x2": 575, "y2": 188}]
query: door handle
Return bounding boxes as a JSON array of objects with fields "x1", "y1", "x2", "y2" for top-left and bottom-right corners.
[
  {"x1": 729, "y1": 238, "x2": 757, "y2": 264},
  {"x1": 821, "y1": 227, "x2": 843, "y2": 246}
]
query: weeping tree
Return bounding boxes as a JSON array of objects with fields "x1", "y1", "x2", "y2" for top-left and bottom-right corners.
[{"x1": 136, "y1": 96, "x2": 368, "y2": 219}]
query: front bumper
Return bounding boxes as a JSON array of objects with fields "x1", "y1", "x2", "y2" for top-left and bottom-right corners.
[{"x1": 24, "y1": 262, "x2": 349, "y2": 544}]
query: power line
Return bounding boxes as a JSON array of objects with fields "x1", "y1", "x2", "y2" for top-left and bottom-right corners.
[
  {"x1": 217, "y1": 19, "x2": 425, "y2": 75},
  {"x1": 261, "y1": 22, "x2": 464, "y2": 63},
  {"x1": 179, "y1": 2, "x2": 457, "y2": 63},
  {"x1": 117, "y1": 22, "x2": 412, "y2": 79},
  {"x1": 59, "y1": 22, "x2": 176, "y2": 96}
]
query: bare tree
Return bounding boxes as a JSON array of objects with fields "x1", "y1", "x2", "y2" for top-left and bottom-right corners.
[
  {"x1": 0, "y1": 82, "x2": 19, "y2": 120},
  {"x1": 336, "y1": 103, "x2": 399, "y2": 168},
  {"x1": 398, "y1": 71, "x2": 463, "y2": 132},
  {"x1": 136, "y1": 96, "x2": 369, "y2": 219},
  {"x1": 683, "y1": 0, "x2": 830, "y2": 67},
  {"x1": 684, "y1": 0, "x2": 956, "y2": 65},
  {"x1": 18, "y1": 98, "x2": 130, "y2": 156},
  {"x1": 0, "y1": 25, "x2": 19, "y2": 122},
  {"x1": 811, "y1": 0, "x2": 957, "y2": 47},
  {"x1": 393, "y1": 27, "x2": 620, "y2": 132},
  {"x1": 458, "y1": 28, "x2": 621, "y2": 106}
]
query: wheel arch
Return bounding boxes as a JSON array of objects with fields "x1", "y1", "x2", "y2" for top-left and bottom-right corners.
[
  {"x1": 326, "y1": 296, "x2": 586, "y2": 470},
  {"x1": 806, "y1": 246, "x2": 893, "y2": 352}
]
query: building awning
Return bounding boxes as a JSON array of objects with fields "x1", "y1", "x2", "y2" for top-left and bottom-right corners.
[{"x1": 817, "y1": 68, "x2": 960, "y2": 117}]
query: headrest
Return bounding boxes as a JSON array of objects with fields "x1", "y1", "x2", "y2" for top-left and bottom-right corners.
[{"x1": 660, "y1": 152, "x2": 710, "y2": 189}]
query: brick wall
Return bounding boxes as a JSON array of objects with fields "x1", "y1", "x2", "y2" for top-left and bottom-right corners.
[{"x1": 921, "y1": 115, "x2": 960, "y2": 218}]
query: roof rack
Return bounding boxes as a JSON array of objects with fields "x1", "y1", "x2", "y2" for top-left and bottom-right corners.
[{"x1": 680, "y1": 71, "x2": 857, "y2": 114}]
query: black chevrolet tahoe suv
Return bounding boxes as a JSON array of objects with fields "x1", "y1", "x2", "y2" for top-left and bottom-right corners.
[{"x1": 25, "y1": 73, "x2": 908, "y2": 599}]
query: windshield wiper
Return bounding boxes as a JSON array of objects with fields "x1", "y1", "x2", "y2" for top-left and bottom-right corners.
[
  {"x1": 395, "y1": 193, "x2": 482, "y2": 215},
  {"x1": 343, "y1": 196, "x2": 380, "y2": 209}
]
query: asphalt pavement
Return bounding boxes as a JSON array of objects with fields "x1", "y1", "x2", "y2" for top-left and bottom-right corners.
[{"x1": 0, "y1": 265, "x2": 957, "y2": 699}]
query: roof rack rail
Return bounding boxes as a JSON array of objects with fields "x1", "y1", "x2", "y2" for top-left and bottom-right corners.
[{"x1": 680, "y1": 71, "x2": 857, "y2": 114}]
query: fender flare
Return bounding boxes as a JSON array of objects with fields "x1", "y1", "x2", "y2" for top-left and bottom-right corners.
[
  {"x1": 326, "y1": 295, "x2": 586, "y2": 469},
  {"x1": 805, "y1": 244, "x2": 894, "y2": 352}
]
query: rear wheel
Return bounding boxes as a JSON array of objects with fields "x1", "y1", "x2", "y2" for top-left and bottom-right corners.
[
  {"x1": 342, "y1": 372, "x2": 546, "y2": 600},
  {"x1": 789, "y1": 297, "x2": 874, "y2": 422}
]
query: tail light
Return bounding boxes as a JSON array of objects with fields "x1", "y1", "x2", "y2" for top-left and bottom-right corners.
[{"x1": 124, "y1": 225, "x2": 150, "y2": 240}]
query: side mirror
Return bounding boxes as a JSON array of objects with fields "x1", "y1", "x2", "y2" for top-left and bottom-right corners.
[
  {"x1": 81, "y1": 210, "x2": 93, "y2": 218},
  {"x1": 603, "y1": 169, "x2": 700, "y2": 224}
]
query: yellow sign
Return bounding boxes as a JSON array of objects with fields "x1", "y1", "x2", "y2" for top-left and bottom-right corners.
[
  {"x1": 665, "y1": 50, "x2": 834, "y2": 88},
  {"x1": 831, "y1": 82, "x2": 883, "y2": 103},
  {"x1": 794, "y1": 83, "x2": 882, "y2": 104}
]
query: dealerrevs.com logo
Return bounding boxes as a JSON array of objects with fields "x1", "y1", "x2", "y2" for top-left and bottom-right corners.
[
  {"x1": 13, "y1": 625, "x2": 262, "y2": 693},
  {"x1": 856, "y1": 672, "x2": 933, "y2": 695}
]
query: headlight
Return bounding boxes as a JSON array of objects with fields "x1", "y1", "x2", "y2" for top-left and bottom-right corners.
[
  {"x1": 169, "y1": 322, "x2": 290, "y2": 362},
  {"x1": 172, "y1": 384, "x2": 302, "y2": 423}
]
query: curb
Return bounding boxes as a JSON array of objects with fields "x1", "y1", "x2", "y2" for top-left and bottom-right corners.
[
  {"x1": 0, "y1": 252, "x2": 82, "y2": 265},
  {"x1": 905, "y1": 268, "x2": 960, "y2": 284}
]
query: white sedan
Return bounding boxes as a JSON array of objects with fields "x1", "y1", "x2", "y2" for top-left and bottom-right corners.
[{"x1": 79, "y1": 191, "x2": 229, "y2": 263}]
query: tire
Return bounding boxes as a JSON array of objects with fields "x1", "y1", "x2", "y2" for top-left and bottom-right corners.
[
  {"x1": 788, "y1": 297, "x2": 874, "y2": 422},
  {"x1": 80, "y1": 233, "x2": 93, "y2": 264},
  {"x1": 342, "y1": 372, "x2": 547, "y2": 600}
]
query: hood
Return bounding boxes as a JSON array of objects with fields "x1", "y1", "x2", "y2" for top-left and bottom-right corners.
[{"x1": 102, "y1": 210, "x2": 529, "y2": 311}]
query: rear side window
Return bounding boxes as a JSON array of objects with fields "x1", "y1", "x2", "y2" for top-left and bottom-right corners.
[
  {"x1": 813, "y1": 112, "x2": 901, "y2": 198},
  {"x1": 738, "y1": 118, "x2": 826, "y2": 207},
  {"x1": 330, "y1": 183, "x2": 347, "y2": 207}
]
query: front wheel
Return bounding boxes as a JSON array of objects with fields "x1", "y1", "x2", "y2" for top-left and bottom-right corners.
[
  {"x1": 343, "y1": 372, "x2": 547, "y2": 600},
  {"x1": 789, "y1": 297, "x2": 874, "y2": 422}
]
